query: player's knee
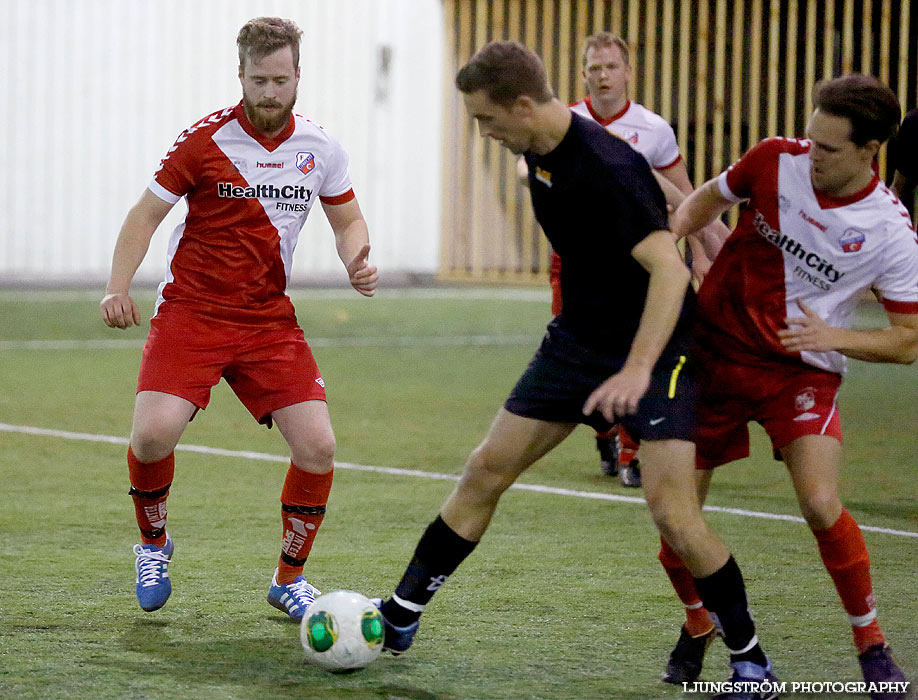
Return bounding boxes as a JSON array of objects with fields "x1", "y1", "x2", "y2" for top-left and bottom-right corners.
[
  {"x1": 289, "y1": 432, "x2": 336, "y2": 474},
  {"x1": 799, "y1": 489, "x2": 842, "y2": 530},
  {"x1": 130, "y1": 425, "x2": 179, "y2": 463},
  {"x1": 643, "y1": 488, "x2": 674, "y2": 525},
  {"x1": 646, "y1": 498, "x2": 700, "y2": 551},
  {"x1": 463, "y1": 445, "x2": 517, "y2": 498}
]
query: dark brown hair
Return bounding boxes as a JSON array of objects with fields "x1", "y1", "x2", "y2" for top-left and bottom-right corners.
[
  {"x1": 237, "y1": 17, "x2": 303, "y2": 72},
  {"x1": 456, "y1": 41, "x2": 553, "y2": 105},
  {"x1": 813, "y1": 74, "x2": 901, "y2": 145}
]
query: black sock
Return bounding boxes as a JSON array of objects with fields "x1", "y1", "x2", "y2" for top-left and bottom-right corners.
[
  {"x1": 694, "y1": 556, "x2": 768, "y2": 668},
  {"x1": 381, "y1": 515, "x2": 477, "y2": 626}
]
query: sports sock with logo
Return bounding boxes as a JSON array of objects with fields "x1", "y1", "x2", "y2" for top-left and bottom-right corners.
[
  {"x1": 659, "y1": 537, "x2": 714, "y2": 636},
  {"x1": 812, "y1": 508, "x2": 886, "y2": 653},
  {"x1": 277, "y1": 463, "x2": 334, "y2": 585},
  {"x1": 381, "y1": 515, "x2": 477, "y2": 627},
  {"x1": 693, "y1": 556, "x2": 768, "y2": 667},
  {"x1": 128, "y1": 446, "x2": 174, "y2": 547}
]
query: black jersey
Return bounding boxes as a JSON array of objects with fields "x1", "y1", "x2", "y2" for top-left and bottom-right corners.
[
  {"x1": 524, "y1": 112, "x2": 694, "y2": 358},
  {"x1": 891, "y1": 110, "x2": 918, "y2": 183}
]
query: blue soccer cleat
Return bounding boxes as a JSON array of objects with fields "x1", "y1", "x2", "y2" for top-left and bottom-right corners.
[
  {"x1": 371, "y1": 598, "x2": 421, "y2": 655},
  {"x1": 712, "y1": 660, "x2": 780, "y2": 700},
  {"x1": 267, "y1": 570, "x2": 320, "y2": 620},
  {"x1": 133, "y1": 536, "x2": 174, "y2": 612}
]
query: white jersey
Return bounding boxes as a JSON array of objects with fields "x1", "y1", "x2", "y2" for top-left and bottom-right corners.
[
  {"x1": 697, "y1": 136, "x2": 918, "y2": 374},
  {"x1": 569, "y1": 97, "x2": 682, "y2": 170},
  {"x1": 149, "y1": 102, "x2": 353, "y2": 323}
]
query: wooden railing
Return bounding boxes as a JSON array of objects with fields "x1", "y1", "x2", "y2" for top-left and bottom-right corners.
[{"x1": 440, "y1": 0, "x2": 916, "y2": 282}]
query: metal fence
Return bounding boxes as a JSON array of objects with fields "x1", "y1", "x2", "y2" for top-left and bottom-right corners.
[{"x1": 439, "y1": 0, "x2": 917, "y2": 282}]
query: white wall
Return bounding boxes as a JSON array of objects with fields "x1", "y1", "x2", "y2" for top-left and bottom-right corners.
[{"x1": 0, "y1": 0, "x2": 443, "y2": 284}]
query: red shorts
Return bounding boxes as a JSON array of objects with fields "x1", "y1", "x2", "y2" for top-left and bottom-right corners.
[
  {"x1": 137, "y1": 308, "x2": 326, "y2": 425},
  {"x1": 695, "y1": 353, "x2": 843, "y2": 469}
]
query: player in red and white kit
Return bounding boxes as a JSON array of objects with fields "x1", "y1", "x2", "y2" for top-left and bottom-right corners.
[
  {"x1": 524, "y1": 33, "x2": 727, "y2": 486},
  {"x1": 100, "y1": 17, "x2": 378, "y2": 620},
  {"x1": 659, "y1": 75, "x2": 915, "y2": 698}
]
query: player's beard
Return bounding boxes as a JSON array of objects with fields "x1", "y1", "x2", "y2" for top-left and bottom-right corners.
[{"x1": 243, "y1": 91, "x2": 297, "y2": 134}]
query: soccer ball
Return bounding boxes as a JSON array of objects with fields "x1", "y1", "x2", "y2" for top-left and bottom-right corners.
[{"x1": 300, "y1": 590, "x2": 385, "y2": 673}]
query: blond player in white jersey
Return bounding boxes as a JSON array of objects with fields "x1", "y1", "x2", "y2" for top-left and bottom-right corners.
[{"x1": 100, "y1": 17, "x2": 377, "y2": 621}]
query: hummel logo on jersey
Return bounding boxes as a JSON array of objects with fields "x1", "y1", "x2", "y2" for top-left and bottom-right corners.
[
  {"x1": 257, "y1": 161, "x2": 284, "y2": 169},
  {"x1": 217, "y1": 183, "x2": 312, "y2": 200},
  {"x1": 793, "y1": 411, "x2": 822, "y2": 421},
  {"x1": 798, "y1": 209, "x2": 828, "y2": 232},
  {"x1": 752, "y1": 211, "x2": 845, "y2": 282}
]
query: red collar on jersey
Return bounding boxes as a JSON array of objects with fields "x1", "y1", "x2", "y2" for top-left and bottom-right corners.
[
  {"x1": 582, "y1": 96, "x2": 631, "y2": 126},
  {"x1": 234, "y1": 101, "x2": 295, "y2": 152},
  {"x1": 813, "y1": 173, "x2": 879, "y2": 210}
]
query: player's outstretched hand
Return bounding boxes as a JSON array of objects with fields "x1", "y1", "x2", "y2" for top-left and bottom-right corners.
[
  {"x1": 778, "y1": 299, "x2": 838, "y2": 352},
  {"x1": 582, "y1": 366, "x2": 651, "y2": 423},
  {"x1": 100, "y1": 292, "x2": 142, "y2": 329},
  {"x1": 347, "y1": 244, "x2": 378, "y2": 297}
]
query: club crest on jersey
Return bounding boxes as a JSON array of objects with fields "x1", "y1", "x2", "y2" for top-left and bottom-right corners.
[
  {"x1": 838, "y1": 228, "x2": 865, "y2": 253},
  {"x1": 534, "y1": 167, "x2": 552, "y2": 187},
  {"x1": 618, "y1": 129, "x2": 639, "y2": 144},
  {"x1": 296, "y1": 152, "x2": 316, "y2": 175}
]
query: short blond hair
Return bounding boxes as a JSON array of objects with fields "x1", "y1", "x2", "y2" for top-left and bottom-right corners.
[
  {"x1": 583, "y1": 32, "x2": 631, "y2": 66},
  {"x1": 237, "y1": 17, "x2": 303, "y2": 72}
]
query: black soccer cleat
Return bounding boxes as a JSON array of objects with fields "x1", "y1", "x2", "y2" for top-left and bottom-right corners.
[
  {"x1": 596, "y1": 436, "x2": 620, "y2": 477},
  {"x1": 619, "y1": 459, "x2": 642, "y2": 488},
  {"x1": 858, "y1": 644, "x2": 908, "y2": 700},
  {"x1": 662, "y1": 625, "x2": 717, "y2": 685}
]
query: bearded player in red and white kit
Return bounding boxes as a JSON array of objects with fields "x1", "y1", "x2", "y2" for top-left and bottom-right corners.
[
  {"x1": 659, "y1": 75, "x2": 915, "y2": 699},
  {"x1": 100, "y1": 17, "x2": 378, "y2": 619}
]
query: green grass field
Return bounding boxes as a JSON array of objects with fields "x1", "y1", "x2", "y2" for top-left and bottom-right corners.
[{"x1": 1, "y1": 289, "x2": 916, "y2": 700}]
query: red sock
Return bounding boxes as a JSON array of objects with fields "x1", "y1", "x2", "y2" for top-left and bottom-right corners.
[
  {"x1": 619, "y1": 425, "x2": 639, "y2": 465},
  {"x1": 659, "y1": 538, "x2": 714, "y2": 636},
  {"x1": 127, "y1": 447, "x2": 174, "y2": 546},
  {"x1": 812, "y1": 509, "x2": 885, "y2": 653},
  {"x1": 277, "y1": 464, "x2": 334, "y2": 584}
]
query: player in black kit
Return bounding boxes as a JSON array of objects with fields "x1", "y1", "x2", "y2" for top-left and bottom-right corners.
[{"x1": 375, "y1": 42, "x2": 776, "y2": 699}]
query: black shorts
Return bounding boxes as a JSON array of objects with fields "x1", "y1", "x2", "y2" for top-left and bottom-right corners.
[{"x1": 504, "y1": 321, "x2": 696, "y2": 442}]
